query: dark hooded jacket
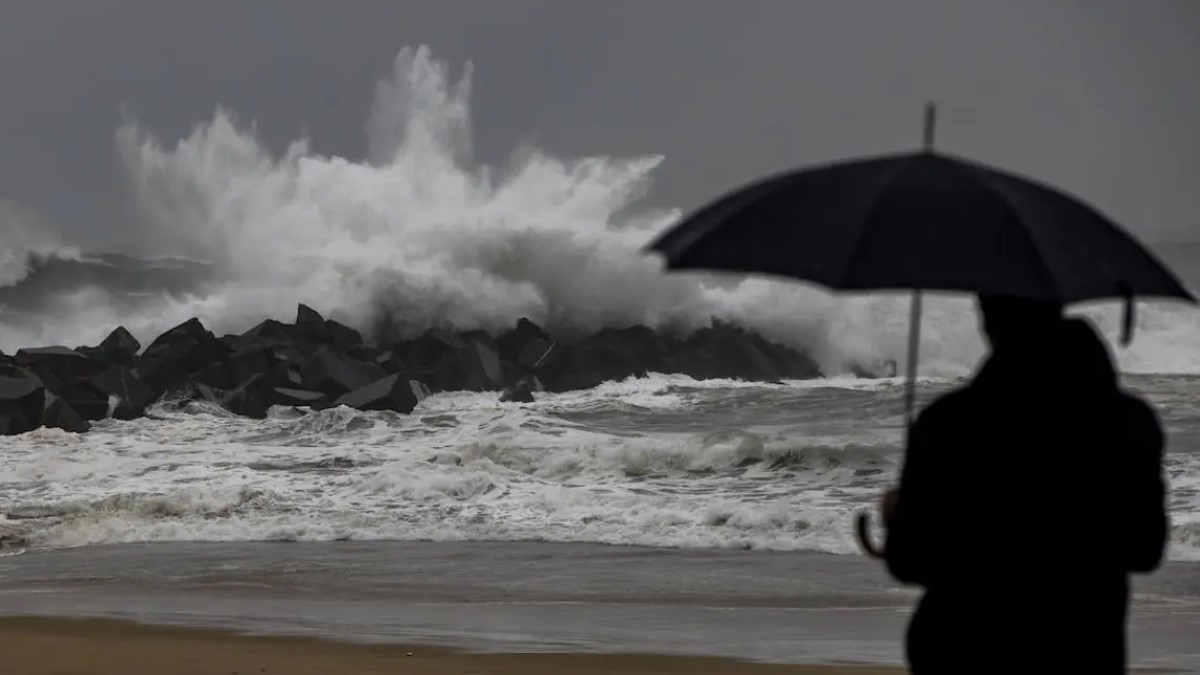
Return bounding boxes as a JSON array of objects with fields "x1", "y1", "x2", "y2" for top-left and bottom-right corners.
[{"x1": 883, "y1": 317, "x2": 1168, "y2": 673}]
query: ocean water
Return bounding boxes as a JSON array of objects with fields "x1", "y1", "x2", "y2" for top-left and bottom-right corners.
[
  {"x1": 1, "y1": 371, "x2": 1198, "y2": 562},
  {"x1": 1, "y1": 45, "x2": 1198, "y2": 561}
]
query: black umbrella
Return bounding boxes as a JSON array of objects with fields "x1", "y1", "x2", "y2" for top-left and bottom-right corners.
[{"x1": 646, "y1": 103, "x2": 1195, "y2": 553}]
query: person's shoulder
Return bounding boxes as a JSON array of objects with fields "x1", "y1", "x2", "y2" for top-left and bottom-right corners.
[
  {"x1": 911, "y1": 385, "x2": 973, "y2": 431},
  {"x1": 1115, "y1": 389, "x2": 1164, "y2": 436}
]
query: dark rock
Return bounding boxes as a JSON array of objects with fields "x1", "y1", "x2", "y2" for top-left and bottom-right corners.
[
  {"x1": 347, "y1": 343, "x2": 381, "y2": 364},
  {"x1": 531, "y1": 321, "x2": 820, "y2": 391},
  {"x1": 459, "y1": 332, "x2": 504, "y2": 391},
  {"x1": 726, "y1": 336, "x2": 786, "y2": 381},
  {"x1": 229, "y1": 348, "x2": 276, "y2": 386},
  {"x1": 396, "y1": 331, "x2": 504, "y2": 393},
  {"x1": 0, "y1": 362, "x2": 24, "y2": 380},
  {"x1": 272, "y1": 387, "x2": 330, "y2": 408},
  {"x1": 767, "y1": 344, "x2": 822, "y2": 380},
  {"x1": 215, "y1": 348, "x2": 303, "y2": 392},
  {"x1": 374, "y1": 350, "x2": 408, "y2": 375},
  {"x1": 0, "y1": 375, "x2": 45, "y2": 435},
  {"x1": 326, "y1": 319, "x2": 364, "y2": 351},
  {"x1": 517, "y1": 338, "x2": 557, "y2": 370},
  {"x1": 222, "y1": 343, "x2": 306, "y2": 389},
  {"x1": 98, "y1": 326, "x2": 141, "y2": 365},
  {"x1": 0, "y1": 410, "x2": 35, "y2": 435},
  {"x1": 43, "y1": 392, "x2": 90, "y2": 433},
  {"x1": 536, "y1": 344, "x2": 582, "y2": 392},
  {"x1": 15, "y1": 346, "x2": 103, "y2": 388},
  {"x1": 683, "y1": 322, "x2": 782, "y2": 381},
  {"x1": 137, "y1": 318, "x2": 224, "y2": 392},
  {"x1": 217, "y1": 334, "x2": 240, "y2": 353},
  {"x1": 395, "y1": 330, "x2": 463, "y2": 391},
  {"x1": 278, "y1": 364, "x2": 304, "y2": 389},
  {"x1": 89, "y1": 366, "x2": 157, "y2": 420},
  {"x1": 597, "y1": 326, "x2": 672, "y2": 373},
  {"x1": 538, "y1": 325, "x2": 668, "y2": 392},
  {"x1": 398, "y1": 330, "x2": 462, "y2": 369},
  {"x1": 56, "y1": 380, "x2": 110, "y2": 421},
  {"x1": 500, "y1": 361, "x2": 524, "y2": 388},
  {"x1": 497, "y1": 318, "x2": 551, "y2": 364},
  {"x1": 0, "y1": 372, "x2": 41, "y2": 398},
  {"x1": 270, "y1": 344, "x2": 307, "y2": 370},
  {"x1": 499, "y1": 380, "x2": 535, "y2": 403},
  {"x1": 221, "y1": 374, "x2": 272, "y2": 419},
  {"x1": 541, "y1": 341, "x2": 647, "y2": 393},
  {"x1": 301, "y1": 346, "x2": 387, "y2": 398},
  {"x1": 147, "y1": 317, "x2": 211, "y2": 347},
  {"x1": 72, "y1": 345, "x2": 107, "y2": 367},
  {"x1": 15, "y1": 345, "x2": 88, "y2": 362},
  {"x1": 226, "y1": 319, "x2": 297, "y2": 354},
  {"x1": 192, "y1": 360, "x2": 235, "y2": 390},
  {"x1": 295, "y1": 304, "x2": 329, "y2": 343},
  {"x1": 191, "y1": 381, "x2": 223, "y2": 408},
  {"x1": 0, "y1": 308, "x2": 823, "y2": 429},
  {"x1": 644, "y1": 321, "x2": 821, "y2": 382},
  {"x1": 673, "y1": 322, "x2": 821, "y2": 381},
  {"x1": 174, "y1": 375, "x2": 270, "y2": 419},
  {"x1": 259, "y1": 362, "x2": 302, "y2": 394},
  {"x1": 334, "y1": 373, "x2": 418, "y2": 413}
]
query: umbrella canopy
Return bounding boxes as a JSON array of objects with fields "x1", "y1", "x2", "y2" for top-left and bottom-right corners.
[{"x1": 648, "y1": 150, "x2": 1193, "y2": 307}]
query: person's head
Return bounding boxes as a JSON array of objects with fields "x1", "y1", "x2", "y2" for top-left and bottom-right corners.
[{"x1": 977, "y1": 294, "x2": 1065, "y2": 348}]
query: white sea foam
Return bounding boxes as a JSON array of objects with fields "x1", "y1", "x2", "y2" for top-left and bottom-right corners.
[
  {"x1": 0, "y1": 381, "x2": 890, "y2": 554},
  {"x1": 1, "y1": 378, "x2": 1195, "y2": 561}
]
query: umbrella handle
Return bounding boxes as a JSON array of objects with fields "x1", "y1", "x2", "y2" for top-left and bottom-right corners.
[{"x1": 855, "y1": 511, "x2": 884, "y2": 558}]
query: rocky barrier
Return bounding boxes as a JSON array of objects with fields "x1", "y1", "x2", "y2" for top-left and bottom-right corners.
[{"x1": 0, "y1": 305, "x2": 826, "y2": 435}]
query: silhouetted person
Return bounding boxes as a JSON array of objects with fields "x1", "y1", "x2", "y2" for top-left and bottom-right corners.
[{"x1": 882, "y1": 295, "x2": 1169, "y2": 674}]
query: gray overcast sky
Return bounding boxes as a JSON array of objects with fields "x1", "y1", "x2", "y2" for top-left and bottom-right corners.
[{"x1": 1, "y1": 0, "x2": 1198, "y2": 249}]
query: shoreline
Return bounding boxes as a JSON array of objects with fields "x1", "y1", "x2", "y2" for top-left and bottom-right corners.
[
  {"x1": 0, "y1": 616, "x2": 902, "y2": 675},
  {"x1": 2, "y1": 542, "x2": 1197, "y2": 671}
]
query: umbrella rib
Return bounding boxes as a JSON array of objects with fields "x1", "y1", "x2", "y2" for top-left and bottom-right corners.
[
  {"x1": 837, "y1": 158, "x2": 913, "y2": 288},
  {"x1": 964, "y1": 170, "x2": 1066, "y2": 302}
]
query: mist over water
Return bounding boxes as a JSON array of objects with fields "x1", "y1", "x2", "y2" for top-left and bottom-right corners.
[{"x1": 1, "y1": 46, "x2": 1198, "y2": 378}]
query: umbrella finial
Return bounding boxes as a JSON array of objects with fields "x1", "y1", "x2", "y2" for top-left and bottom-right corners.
[{"x1": 924, "y1": 101, "x2": 937, "y2": 151}]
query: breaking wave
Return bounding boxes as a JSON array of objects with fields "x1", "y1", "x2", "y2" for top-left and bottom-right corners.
[{"x1": 1, "y1": 374, "x2": 1197, "y2": 560}]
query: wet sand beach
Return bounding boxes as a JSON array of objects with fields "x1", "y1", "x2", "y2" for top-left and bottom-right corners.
[
  {"x1": 0, "y1": 616, "x2": 905, "y2": 675},
  {"x1": 1, "y1": 542, "x2": 1197, "y2": 672}
]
